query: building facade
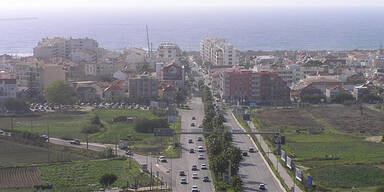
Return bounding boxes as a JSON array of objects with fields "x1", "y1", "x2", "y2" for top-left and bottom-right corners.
[
  {"x1": 200, "y1": 37, "x2": 240, "y2": 66},
  {"x1": 157, "y1": 42, "x2": 181, "y2": 62},
  {"x1": 128, "y1": 75, "x2": 158, "y2": 98}
]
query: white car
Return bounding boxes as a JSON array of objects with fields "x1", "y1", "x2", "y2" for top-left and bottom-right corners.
[
  {"x1": 158, "y1": 156, "x2": 167, "y2": 162},
  {"x1": 198, "y1": 146, "x2": 204, "y2": 152},
  {"x1": 201, "y1": 164, "x2": 207, "y2": 170},
  {"x1": 192, "y1": 172, "x2": 198, "y2": 179},
  {"x1": 191, "y1": 186, "x2": 199, "y2": 192}
]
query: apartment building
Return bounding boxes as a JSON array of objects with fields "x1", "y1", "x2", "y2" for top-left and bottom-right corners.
[
  {"x1": 128, "y1": 74, "x2": 158, "y2": 98},
  {"x1": 157, "y1": 42, "x2": 181, "y2": 62},
  {"x1": 34, "y1": 37, "x2": 98, "y2": 61},
  {"x1": 218, "y1": 66, "x2": 290, "y2": 105},
  {"x1": 253, "y1": 64, "x2": 302, "y2": 86},
  {"x1": 0, "y1": 78, "x2": 17, "y2": 104},
  {"x1": 200, "y1": 37, "x2": 240, "y2": 66}
]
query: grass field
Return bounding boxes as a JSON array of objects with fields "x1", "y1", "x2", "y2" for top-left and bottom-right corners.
[
  {"x1": 38, "y1": 159, "x2": 154, "y2": 192},
  {"x1": 0, "y1": 139, "x2": 91, "y2": 168},
  {"x1": 250, "y1": 105, "x2": 384, "y2": 191},
  {"x1": 0, "y1": 109, "x2": 180, "y2": 156}
]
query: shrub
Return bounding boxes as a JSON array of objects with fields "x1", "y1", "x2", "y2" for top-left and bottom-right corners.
[
  {"x1": 134, "y1": 118, "x2": 168, "y2": 133},
  {"x1": 81, "y1": 124, "x2": 101, "y2": 134},
  {"x1": 99, "y1": 173, "x2": 117, "y2": 187}
]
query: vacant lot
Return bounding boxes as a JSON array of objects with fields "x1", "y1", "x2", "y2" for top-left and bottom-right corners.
[
  {"x1": 0, "y1": 139, "x2": 90, "y2": 167},
  {"x1": 252, "y1": 105, "x2": 384, "y2": 190},
  {"x1": 0, "y1": 109, "x2": 179, "y2": 156},
  {"x1": 38, "y1": 159, "x2": 154, "y2": 192},
  {"x1": 0, "y1": 167, "x2": 42, "y2": 189}
]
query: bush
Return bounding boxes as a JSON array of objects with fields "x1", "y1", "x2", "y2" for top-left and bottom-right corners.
[
  {"x1": 134, "y1": 118, "x2": 168, "y2": 133},
  {"x1": 99, "y1": 173, "x2": 117, "y2": 187},
  {"x1": 377, "y1": 186, "x2": 384, "y2": 192},
  {"x1": 81, "y1": 124, "x2": 101, "y2": 134},
  {"x1": 4, "y1": 98, "x2": 29, "y2": 113}
]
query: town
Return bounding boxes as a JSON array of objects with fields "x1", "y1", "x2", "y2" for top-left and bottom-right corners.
[{"x1": 0, "y1": 36, "x2": 384, "y2": 192}]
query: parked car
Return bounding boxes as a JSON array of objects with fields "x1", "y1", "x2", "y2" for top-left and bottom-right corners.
[
  {"x1": 201, "y1": 164, "x2": 207, "y2": 170},
  {"x1": 198, "y1": 154, "x2": 204, "y2": 160},
  {"x1": 242, "y1": 152, "x2": 248, "y2": 156},
  {"x1": 249, "y1": 148, "x2": 255, "y2": 153},
  {"x1": 179, "y1": 170, "x2": 185, "y2": 176},
  {"x1": 191, "y1": 165, "x2": 198, "y2": 171},
  {"x1": 191, "y1": 123, "x2": 195, "y2": 127},
  {"x1": 197, "y1": 137, "x2": 202, "y2": 141},
  {"x1": 192, "y1": 117, "x2": 196, "y2": 120},
  {"x1": 198, "y1": 146, "x2": 204, "y2": 152},
  {"x1": 188, "y1": 139, "x2": 193, "y2": 143},
  {"x1": 125, "y1": 150, "x2": 133, "y2": 156},
  {"x1": 70, "y1": 139, "x2": 80, "y2": 145}
]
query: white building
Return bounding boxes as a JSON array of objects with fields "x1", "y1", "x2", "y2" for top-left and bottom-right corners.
[
  {"x1": 157, "y1": 42, "x2": 181, "y2": 62},
  {"x1": 34, "y1": 37, "x2": 98, "y2": 61},
  {"x1": 0, "y1": 79, "x2": 17, "y2": 103},
  {"x1": 200, "y1": 37, "x2": 240, "y2": 66},
  {"x1": 253, "y1": 64, "x2": 301, "y2": 86}
]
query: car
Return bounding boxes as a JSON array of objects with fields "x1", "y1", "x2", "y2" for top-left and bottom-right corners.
[
  {"x1": 189, "y1": 148, "x2": 195, "y2": 153},
  {"x1": 70, "y1": 139, "x2": 80, "y2": 145},
  {"x1": 197, "y1": 137, "x2": 202, "y2": 141},
  {"x1": 191, "y1": 123, "x2": 195, "y2": 127},
  {"x1": 201, "y1": 164, "x2": 207, "y2": 170},
  {"x1": 192, "y1": 172, "x2": 198, "y2": 179},
  {"x1": 249, "y1": 148, "x2": 255, "y2": 153},
  {"x1": 203, "y1": 176, "x2": 210, "y2": 182},
  {"x1": 180, "y1": 177, "x2": 187, "y2": 184},
  {"x1": 188, "y1": 139, "x2": 193, "y2": 143},
  {"x1": 192, "y1": 117, "x2": 196, "y2": 120},
  {"x1": 198, "y1": 125, "x2": 203, "y2": 128},
  {"x1": 179, "y1": 170, "x2": 185, "y2": 176},
  {"x1": 242, "y1": 152, "x2": 248, "y2": 156},
  {"x1": 125, "y1": 150, "x2": 133, "y2": 156},
  {"x1": 198, "y1": 154, "x2": 204, "y2": 160},
  {"x1": 191, "y1": 165, "x2": 198, "y2": 171},
  {"x1": 198, "y1": 146, "x2": 204, "y2": 152},
  {"x1": 191, "y1": 186, "x2": 199, "y2": 192},
  {"x1": 158, "y1": 156, "x2": 167, "y2": 162},
  {"x1": 41, "y1": 134, "x2": 49, "y2": 141},
  {"x1": 259, "y1": 184, "x2": 266, "y2": 190}
]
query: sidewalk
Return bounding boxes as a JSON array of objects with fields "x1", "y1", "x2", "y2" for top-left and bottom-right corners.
[{"x1": 247, "y1": 121, "x2": 303, "y2": 192}]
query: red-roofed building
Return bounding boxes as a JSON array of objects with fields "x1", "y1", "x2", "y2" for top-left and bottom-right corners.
[{"x1": 104, "y1": 80, "x2": 126, "y2": 101}]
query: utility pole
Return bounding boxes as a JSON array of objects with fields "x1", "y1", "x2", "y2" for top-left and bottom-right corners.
[{"x1": 47, "y1": 120, "x2": 50, "y2": 163}]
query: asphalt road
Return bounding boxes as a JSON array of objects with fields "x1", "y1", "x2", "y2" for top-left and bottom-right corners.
[{"x1": 223, "y1": 111, "x2": 285, "y2": 192}]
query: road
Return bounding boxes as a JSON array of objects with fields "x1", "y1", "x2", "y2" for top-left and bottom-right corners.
[
  {"x1": 223, "y1": 111, "x2": 285, "y2": 192},
  {"x1": 49, "y1": 97, "x2": 214, "y2": 192}
]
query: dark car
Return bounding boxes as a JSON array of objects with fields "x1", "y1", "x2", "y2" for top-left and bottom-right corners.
[
  {"x1": 192, "y1": 165, "x2": 198, "y2": 171},
  {"x1": 249, "y1": 148, "x2": 255, "y2": 153},
  {"x1": 259, "y1": 184, "x2": 266, "y2": 190},
  {"x1": 197, "y1": 137, "x2": 202, "y2": 141},
  {"x1": 179, "y1": 170, "x2": 185, "y2": 176},
  {"x1": 192, "y1": 117, "x2": 196, "y2": 120},
  {"x1": 242, "y1": 152, "x2": 248, "y2": 156},
  {"x1": 203, "y1": 176, "x2": 210, "y2": 182},
  {"x1": 189, "y1": 148, "x2": 195, "y2": 153},
  {"x1": 188, "y1": 139, "x2": 193, "y2": 143},
  {"x1": 191, "y1": 123, "x2": 195, "y2": 127}
]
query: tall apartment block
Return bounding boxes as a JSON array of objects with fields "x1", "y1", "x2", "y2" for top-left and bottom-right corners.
[{"x1": 200, "y1": 37, "x2": 240, "y2": 66}]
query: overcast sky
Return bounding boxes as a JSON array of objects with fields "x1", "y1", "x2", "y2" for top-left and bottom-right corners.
[{"x1": 1, "y1": 0, "x2": 384, "y2": 9}]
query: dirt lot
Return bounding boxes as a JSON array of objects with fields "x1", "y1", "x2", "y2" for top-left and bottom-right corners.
[
  {"x1": 255, "y1": 106, "x2": 384, "y2": 135},
  {"x1": 0, "y1": 167, "x2": 43, "y2": 189},
  {"x1": 307, "y1": 105, "x2": 384, "y2": 135},
  {"x1": 254, "y1": 108, "x2": 323, "y2": 129}
]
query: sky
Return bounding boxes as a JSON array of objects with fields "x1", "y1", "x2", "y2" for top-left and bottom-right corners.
[{"x1": 1, "y1": 0, "x2": 384, "y2": 9}]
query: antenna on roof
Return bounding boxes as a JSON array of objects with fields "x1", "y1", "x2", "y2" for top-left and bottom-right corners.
[{"x1": 146, "y1": 25, "x2": 151, "y2": 58}]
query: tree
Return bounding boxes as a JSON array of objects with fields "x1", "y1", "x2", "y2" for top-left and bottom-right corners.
[
  {"x1": 134, "y1": 118, "x2": 168, "y2": 133},
  {"x1": 99, "y1": 173, "x2": 117, "y2": 187},
  {"x1": 331, "y1": 91, "x2": 355, "y2": 104},
  {"x1": 230, "y1": 175, "x2": 243, "y2": 192},
  {"x1": 376, "y1": 186, "x2": 384, "y2": 192},
  {"x1": 4, "y1": 98, "x2": 29, "y2": 113},
  {"x1": 45, "y1": 80, "x2": 76, "y2": 105},
  {"x1": 174, "y1": 91, "x2": 185, "y2": 106}
]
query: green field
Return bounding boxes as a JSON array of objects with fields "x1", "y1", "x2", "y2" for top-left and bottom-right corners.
[
  {"x1": 249, "y1": 106, "x2": 384, "y2": 191},
  {"x1": 0, "y1": 109, "x2": 180, "y2": 156},
  {"x1": 38, "y1": 159, "x2": 154, "y2": 192},
  {"x1": 0, "y1": 139, "x2": 91, "y2": 168}
]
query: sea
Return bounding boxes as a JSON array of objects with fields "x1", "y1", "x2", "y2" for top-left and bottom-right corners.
[{"x1": 1, "y1": 7, "x2": 384, "y2": 55}]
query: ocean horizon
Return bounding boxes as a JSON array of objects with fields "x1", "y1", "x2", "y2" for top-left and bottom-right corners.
[{"x1": 1, "y1": 7, "x2": 384, "y2": 55}]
